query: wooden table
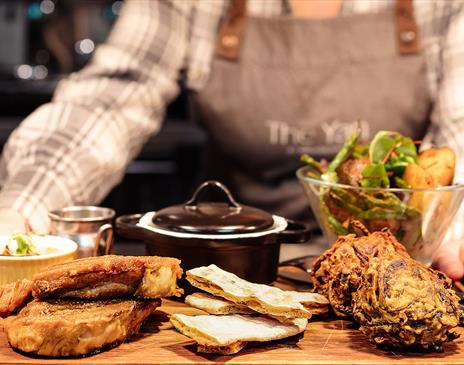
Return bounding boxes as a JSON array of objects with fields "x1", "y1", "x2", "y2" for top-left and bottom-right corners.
[{"x1": 1, "y1": 298, "x2": 463, "y2": 365}]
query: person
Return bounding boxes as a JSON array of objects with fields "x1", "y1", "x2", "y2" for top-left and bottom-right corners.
[{"x1": 0, "y1": 0, "x2": 463, "y2": 277}]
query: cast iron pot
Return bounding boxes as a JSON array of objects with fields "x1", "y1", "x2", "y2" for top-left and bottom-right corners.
[{"x1": 116, "y1": 180, "x2": 312, "y2": 284}]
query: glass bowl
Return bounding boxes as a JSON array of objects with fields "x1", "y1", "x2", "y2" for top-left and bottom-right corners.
[{"x1": 297, "y1": 166, "x2": 464, "y2": 265}]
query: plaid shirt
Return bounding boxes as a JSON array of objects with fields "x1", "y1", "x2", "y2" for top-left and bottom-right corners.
[{"x1": 0, "y1": 0, "x2": 463, "y2": 235}]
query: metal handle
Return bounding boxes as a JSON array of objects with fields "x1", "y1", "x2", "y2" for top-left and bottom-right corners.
[
  {"x1": 185, "y1": 180, "x2": 241, "y2": 211},
  {"x1": 115, "y1": 213, "x2": 149, "y2": 241},
  {"x1": 93, "y1": 223, "x2": 114, "y2": 256},
  {"x1": 277, "y1": 219, "x2": 313, "y2": 244}
]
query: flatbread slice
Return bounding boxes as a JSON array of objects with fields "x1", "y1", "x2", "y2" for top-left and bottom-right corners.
[
  {"x1": 185, "y1": 293, "x2": 255, "y2": 315},
  {"x1": 186, "y1": 291, "x2": 328, "y2": 318},
  {"x1": 290, "y1": 292, "x2": 329, "y2": 315},
  {"x1": 185, "y1": 293, "x2": 318, "y2": 325},
  {"x1": 170, "y1": 314, "x2": 307, "y2": 354},
  {"x1": 197, "y1": 341, "x2": 247, "y2": 355},
  {"x1": 186, "y1": 265, "x2": 328, "y2": 318}
]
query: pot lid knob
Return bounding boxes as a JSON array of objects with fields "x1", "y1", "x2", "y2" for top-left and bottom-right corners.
[
  {"x1": 152, "y1": 180, "x2": 274, "y2": 234},
  {"x1": 185, "y1": 180, "x2": 241, "y2": 212}
]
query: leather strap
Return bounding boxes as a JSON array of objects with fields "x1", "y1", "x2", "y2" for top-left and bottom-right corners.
[
  {"x1": 395, "y1": 0, "x2": 420, "y2": 54},
  {"x1": 216, "y1": 0, "x2": 247, "y2": 60},
  {"x1": 216, "y1": 0, "x2": 420, "y2": 60}
]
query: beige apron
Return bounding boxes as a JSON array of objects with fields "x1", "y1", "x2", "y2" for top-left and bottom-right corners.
[{"x1": 192, "y1": 0, "x2": 431, "y2": 220}]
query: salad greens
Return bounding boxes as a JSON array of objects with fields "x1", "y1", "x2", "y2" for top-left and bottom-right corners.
[
  {"x1": 1, "y1": 233, "x2": 38, "y2": 256},
  {"x1": 300, "y1": 128, "x2": 422, "y2": 237},
  {"x1": 301, "y1": 127, "x2": 457, "y2": 261}
]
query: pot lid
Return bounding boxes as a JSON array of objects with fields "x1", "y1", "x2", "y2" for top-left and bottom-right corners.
[{"x1": 152, "y1": 181, "x2": 274, "y2": 234}]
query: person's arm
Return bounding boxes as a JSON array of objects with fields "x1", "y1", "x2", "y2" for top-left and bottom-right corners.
[
  {"x1": 423, "y1": 2, "x2": 464, "y2": 278},
  {"x1": 0, "y1": 0, "x2": 194, "y2": 233}
]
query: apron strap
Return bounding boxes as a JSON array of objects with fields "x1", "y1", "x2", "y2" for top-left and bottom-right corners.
[
  {"x1": 395, "y1": 0, "x2": 420, "y2": 54},
  {"x1": 216, "y1": 0, "x2": 420, "y2": 60},
  {"x1": 216, "y1": 0, "x2": 247, "y2": 60}
]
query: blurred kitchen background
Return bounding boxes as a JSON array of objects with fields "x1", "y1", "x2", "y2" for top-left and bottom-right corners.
[{"x1": 0, "y1": 0, "x2": 206, "y2": 215}]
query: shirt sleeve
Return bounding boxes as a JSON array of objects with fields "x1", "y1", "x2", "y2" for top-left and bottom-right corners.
[
  {"x1": 422, "y1": 2, "x2": 464, "y2": 246},
  {"x1": 0, "y1": 0, "x2": 193, "y2": 233}
]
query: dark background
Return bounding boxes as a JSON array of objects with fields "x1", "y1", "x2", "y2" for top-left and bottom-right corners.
[{"x1": 0, "y1": 0, "x2": 207, "y2": 216}]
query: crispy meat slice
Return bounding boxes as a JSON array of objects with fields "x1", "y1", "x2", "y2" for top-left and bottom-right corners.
[
  {"x1": 0, "y1": 279, "x2": 32, "y2": 318},
  {"x1": 3, "y1": 298, "x2": 160, "y2": 357},
  {"x1": 32, "y1": 255, "x2": 183, "y2": 300}
]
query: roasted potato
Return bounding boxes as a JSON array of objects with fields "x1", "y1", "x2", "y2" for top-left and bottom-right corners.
[
  {"x1": 402, "y1": 163, "x2": 435, "y2": 189},
  {"x1": 418, "y1": 147, "x2": 455, "y2": 186},
  {"x1": 402, "y1": 164, "x2": 434, "y2": 210}
]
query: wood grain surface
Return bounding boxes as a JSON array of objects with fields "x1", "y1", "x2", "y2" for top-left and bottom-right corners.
[{"x1": 0, "y1": 299, "x2": 463, "y2": 365}]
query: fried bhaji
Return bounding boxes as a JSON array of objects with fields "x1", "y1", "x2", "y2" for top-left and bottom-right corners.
[
  {"x1": 312, "y1": 223, "x2": 462, "y2": 351},
  {"x1": 312, "y1": 229, "x2": 407, "y2": 317},
  {"x1": 353, "y1": 257, "x2": 462, "y2": 351}
]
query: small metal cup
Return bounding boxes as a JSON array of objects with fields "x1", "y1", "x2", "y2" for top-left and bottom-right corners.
[{"x1": 48, "y1": 206, "x2": 115, "y2": 258}]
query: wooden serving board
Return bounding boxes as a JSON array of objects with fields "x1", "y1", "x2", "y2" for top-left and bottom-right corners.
[{"x1": 0, "y1": 299, "x2": 463, "y2": 365}]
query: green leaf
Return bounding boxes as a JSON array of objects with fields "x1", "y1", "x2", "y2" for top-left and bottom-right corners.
[
  {"x1": 369, "y1": 131, "x2": 396, "y2": 164},
  {"x1": 385, "y1": 155, "x2": 413, "y2": 175},
  {"x1": 359, "y1": 191, "x2": 404, "y2": 209},
  {"x1": 352, "y1": 145, "x2": 369, "y2": 159},
  {"x1": 383, "y1": 136, "x2": 418, "y2": 175},
  {"x1": 360, "y1": 163, "x2": 390, "y2": 188},
  {"x1": 301, "y1": 154, "x2": 323, "y2": 173},
  {"x1": 321, "y1": 198, "x2": 348, "y2": 236},
  {"x1": 394, "y1": 176, "x2": 411, "y2": 189},
  {"x1": 321, "y1": 171, "x2": 338, "y2": 183},
  {"x1": 326, "y1": 127, "x2": 361, "y2": 177},
  {"x1": 327, "y1": 216, "x2": 349, "y2": 235},
  {"x1": 329, "y1": 191, "x2": 363, "y2": 215},
  {"x1": 394, "y1": 137, "x2": 418, "y2": 162},
  {"x1": 12, "y1": 233, "x2": 37, "y2": 255},
  {"x1": 331, "y1": 188, "x2": 359, "y2": 205},
  {"x1": 305, "y1": 171, "x2": 321, "y2": 180},
  {"x1": 358, "y1": 208, "x2": 405, "y2": 220}
]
